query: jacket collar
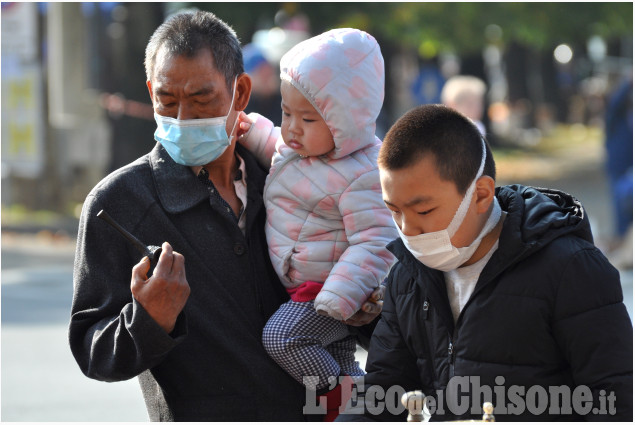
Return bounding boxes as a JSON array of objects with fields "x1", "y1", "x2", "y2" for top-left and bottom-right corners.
[
  {"x1": 386, "y1": 188, "x2": 535, "y2": 332},
  {"x1": 387, "y1": 186, "x2": 547, "y2": 279},
  {"x1": 387, "y1": 185, "x2": 578, "y2": 331},
  {"x1": 150, "y1": 143, "x2": 209, "y2": 214},
  {"x1": 150, "y1": 143, "x2": 266, "y2": 222}
]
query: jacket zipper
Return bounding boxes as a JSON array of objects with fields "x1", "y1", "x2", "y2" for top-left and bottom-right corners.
[
  {"x1": 448, "y1": 340, "x2": 455, "y2": 378},
  {"x1": 263, "y1": 153, "x2": 301, "y2": 201},
  {"x1": 421, "y1": 299, "x2": 438, "y2": 383},
  {"x1": 448, "y1": 327, "x2": 458, "y2": 379},
  {"x1": 445, "y1": 244, "x2": 529, "y2": 378}
]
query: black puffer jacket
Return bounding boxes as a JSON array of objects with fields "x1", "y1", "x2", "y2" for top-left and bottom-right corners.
[{"x1": 355, "y1": 185, "x2": 633, "y2": 421}]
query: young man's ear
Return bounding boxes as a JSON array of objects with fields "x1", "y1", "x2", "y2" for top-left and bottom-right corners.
[{"x1": 474, "y1": 175, "x2": 496, "y2": 214}]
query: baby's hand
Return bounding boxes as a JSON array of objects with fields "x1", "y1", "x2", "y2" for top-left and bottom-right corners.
[
  {"x1": 236, "y1": 111, "x2": 252, "y2": 142},
  {"x1": 343, "y1": 284, "x2": 385, "y2": 326}
]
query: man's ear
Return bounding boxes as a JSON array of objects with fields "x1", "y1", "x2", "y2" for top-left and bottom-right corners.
[
  {"x1": 475, "y1": 175, "x2": 495, "y2": 214},
  {"x1": 146, "y1": 80, "x2": 155, "y2": 104},
  {"x1": 234, "y1": 72, "x2": 252, "y2": 112}
]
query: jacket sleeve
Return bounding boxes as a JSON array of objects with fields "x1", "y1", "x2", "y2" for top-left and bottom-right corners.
[
  {"x1": 552, "y1": 246, "x2": 633, "y2": 421},
  {"x1": 337, "y1": 269, "x2": 418, "y2": 421},
  {"x1": 314, "y1": 168, "x2": 398, "y2": 320},
  {"x1": 68, "y1": 194, "x2": 187, "y2": 382},
  {"x1": 240, "y1": 112, "x2": 281, "y2": 169}
]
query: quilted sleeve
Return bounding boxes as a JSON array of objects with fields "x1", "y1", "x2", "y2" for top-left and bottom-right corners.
[
  {"x1": 240, "y1": 113, "x2": 281, "y2": 169},
  {"x1": 552, "y1": 246, "x2": 633, "y2": 421}
]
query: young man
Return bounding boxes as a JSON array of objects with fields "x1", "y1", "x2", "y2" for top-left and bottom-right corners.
[{"x1": 340, "y1": 104, "x2": 632, "y2": 421}]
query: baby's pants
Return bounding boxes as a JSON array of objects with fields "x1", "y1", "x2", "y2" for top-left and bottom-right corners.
[{"x1": 262, "y1": 300, "x2": 364, "y2": 391}]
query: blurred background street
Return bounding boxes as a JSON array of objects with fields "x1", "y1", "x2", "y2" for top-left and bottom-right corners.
[{"x1": 1, "y1": 2, "x2": 632, "y2": 422}]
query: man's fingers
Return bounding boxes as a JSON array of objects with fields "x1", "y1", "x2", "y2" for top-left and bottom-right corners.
[
  {"x1": 344, "y1": 311, "x2": 372, "y2": 326},
  {"x1": 363, "y1": 300, "x2": 383, "y2": 314},
  {"x1": 152, "y1": 242, "x2": 174, "y2": 276},
  {"x1": 131, "y1": 256, "x2": 151, "y2": 290},
  {"x1": 370, "y1": 284, "x2": 386, "y2": 302},
  {"x1": 171, "y1": 251, "x2": 186, "y2": 279}
]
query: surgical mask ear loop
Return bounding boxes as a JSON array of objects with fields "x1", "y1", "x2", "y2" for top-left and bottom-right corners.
[
  {"x1": 226, "y1": 77, "x2": 240, "y2": 143},
  {"x1": 446, "y1": 138, "x2": 487, "y2": 238}
]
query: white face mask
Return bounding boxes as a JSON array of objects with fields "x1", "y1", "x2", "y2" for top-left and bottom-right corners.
[{"x1": 395, "y1": 138, "x2": 500, "y2": 272}]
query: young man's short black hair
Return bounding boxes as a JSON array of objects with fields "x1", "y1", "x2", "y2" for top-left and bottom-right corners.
[{"x1": 378, "y1": 104, "x2": 496, "y2": 194}]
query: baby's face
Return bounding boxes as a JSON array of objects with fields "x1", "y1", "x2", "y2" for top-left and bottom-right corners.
[{"x1": 280, "y1": 81, "x2": 335, "y2": 157}]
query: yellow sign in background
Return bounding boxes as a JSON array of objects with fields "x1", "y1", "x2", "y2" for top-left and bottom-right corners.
[{"x1": 1, "y1": 2, "x2": 44, "y2": 178}]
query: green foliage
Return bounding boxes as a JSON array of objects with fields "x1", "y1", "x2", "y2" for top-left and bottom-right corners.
[
  {"x1": 194, "y1": 2, "x2": 633, "y2": 53},
  {"x1": 178, "y1": 2, "x2": 632, "y2": 54}
]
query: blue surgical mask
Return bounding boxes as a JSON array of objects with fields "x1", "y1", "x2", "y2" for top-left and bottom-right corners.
[{"x1": 154, "y1": 77, "x2": 238, "y2": 166}]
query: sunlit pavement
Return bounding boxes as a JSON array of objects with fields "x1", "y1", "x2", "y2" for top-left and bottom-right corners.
[{"x1": 1, "y1": 235, "x2": 148, "y2": 421}]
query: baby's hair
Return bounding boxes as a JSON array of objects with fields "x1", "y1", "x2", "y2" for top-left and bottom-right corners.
[{"x1": 379, "y1": 105, "x2": 496, "y2": 194}]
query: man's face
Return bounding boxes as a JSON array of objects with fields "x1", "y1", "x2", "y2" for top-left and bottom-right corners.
[
  {"x1": 380, "y1": 154, "x2": 483, "y2": 248},
  {"x1": 147, "y1": 46, "x2": 240, "y2": 139}
]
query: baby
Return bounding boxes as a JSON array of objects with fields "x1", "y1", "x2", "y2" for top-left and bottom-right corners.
[{"x1": 239, "y1": 28, "x2": 396, "y2": 419}]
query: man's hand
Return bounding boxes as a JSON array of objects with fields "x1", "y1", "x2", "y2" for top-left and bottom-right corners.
[
  {"x1": 344, "y1": 284, "x2": 385, "y2": 326},
  {"x1": 131, "y1": 242, "x2": 190, "y2": 334}
]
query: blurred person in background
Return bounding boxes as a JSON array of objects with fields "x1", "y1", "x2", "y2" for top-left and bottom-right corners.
[
  {"x1": 411, "y1": 57, "x2": 445, "y2": 106},
  {"x1": 441, "y1": 75, "x2": 487, "y2": 136},
  {"x1": 604, "y1": 76, "x2": 633, "y2": 269},
  {"x1": 68, "y1": 10, "x2": 381, "y2": 421},
  {"x1": 242, "y1": 43, "x2": 282, "y2": 127}
]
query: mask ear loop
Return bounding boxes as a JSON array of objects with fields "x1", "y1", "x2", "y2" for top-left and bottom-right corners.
[
  {"x1": 446, "y1": 138, "x2": 487, "y2": 238},
  {"x1": 226, "y1": 76, "x2": 240, "y2": 142}
]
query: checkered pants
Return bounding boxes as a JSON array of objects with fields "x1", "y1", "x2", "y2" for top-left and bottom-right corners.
[{"x1": 262, "y1": 300, "x2": 364, "y2": 391}]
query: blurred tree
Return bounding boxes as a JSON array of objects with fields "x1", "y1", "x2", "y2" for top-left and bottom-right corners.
[
  {"x1": 175, "y1": 2, "x2": 631, "y2": 134},
  {"x1": 285, "y1": 3, "x2": 632, "y2": 55},
  {"x1": 129, "y1": 2, "x2": 633, "y2": 66}
]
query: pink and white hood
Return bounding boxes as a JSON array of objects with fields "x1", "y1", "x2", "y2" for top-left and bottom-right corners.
[{"x1": 242, "y1": 28, "x2": 396, "y2": 320}]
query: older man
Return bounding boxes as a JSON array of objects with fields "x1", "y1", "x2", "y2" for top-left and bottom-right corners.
[{"x1": 69, "y1": 11, "x2": 381, "y2": 421}]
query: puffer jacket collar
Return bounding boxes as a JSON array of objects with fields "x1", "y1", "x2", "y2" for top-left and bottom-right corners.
[{"x1": 387, "y1": 184, "x2": 590, "y2": 333}]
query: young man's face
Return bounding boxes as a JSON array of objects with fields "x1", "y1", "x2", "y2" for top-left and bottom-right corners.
[{"x1": 380, "y1": 154, "x2": 484, "y2": 248}]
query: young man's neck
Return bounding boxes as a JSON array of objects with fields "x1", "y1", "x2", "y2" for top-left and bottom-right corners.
[{"x1": 462, "y1": 211, "x2": 507, "y2": 267}]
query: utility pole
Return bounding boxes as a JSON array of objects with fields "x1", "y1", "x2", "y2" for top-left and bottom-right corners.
[{"x1": 46, "y1": 3, "x2": 111, "y2": 211}]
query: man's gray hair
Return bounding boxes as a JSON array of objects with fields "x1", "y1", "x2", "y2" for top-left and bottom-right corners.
[{"x1": 144, "y1": 10, "x2": 244, "y2": 90}]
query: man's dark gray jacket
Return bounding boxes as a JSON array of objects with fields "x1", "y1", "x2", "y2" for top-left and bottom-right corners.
[{"x1": 69, "y1": 143, "x2": 307, "y2": 421}]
